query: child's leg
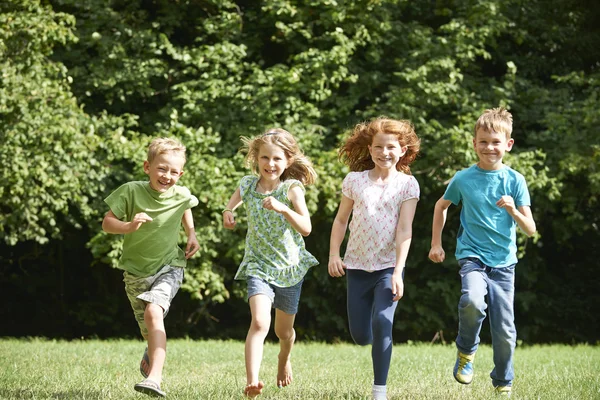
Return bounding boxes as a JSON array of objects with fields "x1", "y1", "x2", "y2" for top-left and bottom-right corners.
[
  {"x1": 274, "y1": 310, "x2": 296, "y2": 388},
  {"x1": 144, "y1": 303, "x2": 167, "y2": 383},
  {"x1": 456, "y1": 258, "x2": 488, "y2": 355},
  {"x1": 487, "y1": 264, "x2": 516, "y2": 387},
  {"x1": 271, "y1": 278, "x2": 303, "y2": 389},
  {"x1": 125, "y1": 265, "x2": 183, "y2": 388},
  {"x1": 245, "y1": 294, "x2": 272, "y2": 397},
  {"x1": 371, "y1": 268, "x2": 398, "y2": 386},
  {"x1": 346, "y1": 269, "x2": 375, "y2": 346}
]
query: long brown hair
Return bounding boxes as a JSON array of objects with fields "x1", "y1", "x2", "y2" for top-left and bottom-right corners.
[{"x1": 240, "y1": 128, "x2": 317, "y2": 185}]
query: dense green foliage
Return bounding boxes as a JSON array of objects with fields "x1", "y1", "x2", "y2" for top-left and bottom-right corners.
[{"x1": 1, "y1": 0, "x2": 598, "y2": 343}]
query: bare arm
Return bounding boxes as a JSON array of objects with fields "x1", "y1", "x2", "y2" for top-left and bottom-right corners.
[
  {"x1": 428, "y1": 197, "x2": 452, "y2": 263},
  {"x1": 328, "y1": 194, "x2": 353, "y2": 278},
  {"x1": 497, "y1": 196, "x2": 537, "y2": 237},
  {"x1": 182, "y1": 209, "x2": 199, "y2": 259},
  {"x1": 514, "y1": 205, "x2": 536, "y2": 236},
  {"x1": 102, "y1": 210, "x2": 153, "y2": 234},
  {"x1": 222, "y1": 187, "x2": 242, "y2": 230},
  {"x1": 391, "y1": 198, "x2": 418, "y2": 301},
  {"x1": 262, "y1": 185, "x2": 312, "y2": 236}
]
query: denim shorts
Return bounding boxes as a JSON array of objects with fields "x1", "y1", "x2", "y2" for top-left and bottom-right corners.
[
  {"x1": 123, "y1": 264, "x2": 184, "y2": 337},
  {"x1": 246, "y1": 276, "x2": 304, "y2": 315}
]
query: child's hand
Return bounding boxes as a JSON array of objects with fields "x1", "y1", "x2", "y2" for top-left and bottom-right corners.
[
  {"x1": 496, "y1": 195, "x2": 517, "y2": 215},
  {"x1": 428, "y1": 245, "x2": 445, "y2": 263},
  {"x1": 185, "y1": 232, "x2": 200, "y2": 259},
  {"x1": 223, "y1": 211, "x2": 236, "y2": 230},
  {"x1": 262, "y1": 196, "x2": 286, "y2": 213},
  {"x1": 391, "y1": 272, "x2": 404, "y2": 301},
  {"x1": 129, "y1": 212, "x2": 153, "y2": 232},
  {"x1": 328, "y1": 255, "x2": 346, "y2": 277}
]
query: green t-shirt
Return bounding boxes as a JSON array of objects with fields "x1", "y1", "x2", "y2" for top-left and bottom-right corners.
[{"x1": 104, "y1": 181, "x2": 198, "y2": 277}]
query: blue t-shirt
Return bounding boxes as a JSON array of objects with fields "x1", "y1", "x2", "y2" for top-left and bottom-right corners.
[{"x1": 444, "y1": 164, "x2": 531, "y2": 268}]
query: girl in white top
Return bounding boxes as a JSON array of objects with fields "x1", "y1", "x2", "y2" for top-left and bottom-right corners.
[{"x1": 328, "y1": 117, "x2": 420, "y2": 400}]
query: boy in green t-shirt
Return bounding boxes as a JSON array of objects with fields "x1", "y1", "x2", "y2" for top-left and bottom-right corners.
[{"x1": 103, "y1": 137, "x2": 199, "y2": 397}]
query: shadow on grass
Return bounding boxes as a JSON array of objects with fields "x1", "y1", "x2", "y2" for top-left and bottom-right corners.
[{"x1": 0, "y1": 388, "x2": 106, "y2": 400}]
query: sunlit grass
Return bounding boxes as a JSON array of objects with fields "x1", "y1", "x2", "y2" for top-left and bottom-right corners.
[{"x1": 0, "y1": 338, "x2": 598, "y2": 399}]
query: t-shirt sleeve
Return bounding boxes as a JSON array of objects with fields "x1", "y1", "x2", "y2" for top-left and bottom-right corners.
[
  {"x1": 513, "y1": 173, "x2": 531, "y2": 207},
  {"x1": 180, "y1": 186, "x2": 199, "y2": 208},
  {"x1": 402, "y1": 175, "x2": 420, "y2": 202},
  {"x1": 286, "y1": 179, "x2": 305, "y2": 194},
  {"x1": 104, "y1": 183, "x2": 131, "y2": 220},
  {"x1": 239, "y1": 176, "x2": 253, "y2": 200},
  {"x1": 443, "y1": 172, "x2": 462, "y2": 205},
  {"x1": 341, "y1": 173, "x2": 354, "y2": 200}
]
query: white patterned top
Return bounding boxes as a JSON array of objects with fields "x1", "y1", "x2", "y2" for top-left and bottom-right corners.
[
  {"x1": 342, "y1": 170, "x2": 420, "y2": 271},
  {"x1": 234, "y1": 175, "x2": 318, "y2": 287}
]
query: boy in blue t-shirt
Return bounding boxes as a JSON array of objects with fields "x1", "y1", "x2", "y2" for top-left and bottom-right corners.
[{"x1": 429, "y1": 107, "x2": 536, "y2": 396}]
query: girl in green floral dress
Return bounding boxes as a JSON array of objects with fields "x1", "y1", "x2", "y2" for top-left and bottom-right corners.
[{"x1": 222, "y1": 128, "x2": 318, "y2": 397}]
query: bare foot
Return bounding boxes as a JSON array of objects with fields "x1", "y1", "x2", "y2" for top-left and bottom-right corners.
[
  {"x1": 244, "y1": 381, "x2": 264, "y2": 398},
  {"x1": 276, "y1": 354, "x2": 293, "y2": 388}
]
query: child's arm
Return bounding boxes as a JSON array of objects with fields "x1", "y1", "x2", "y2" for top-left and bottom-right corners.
[
  {"x1": 102, "y1": 210, "x2": 153, "y2": 234},
  {"x1": 392, "y1": 198, "x2": 418, "y2": 301},
  {"x1": 222, "y1": 187, "x2": 242, "y2": 230},
  {"x1": 182, "y1": 208, "x2": 199, "y2": 259},
  {"x1": 429, "y1": 197, "x2": 452, "y2": 263},
  {"x1": 496, "y1": 196, "x2": 537, "y2": 236},
  {"x1": 262, "y1": 185, "x2": 312, "y2": 236},
  {"x1": 328, "y1": 194, "x2": 353, "y2": 278}
]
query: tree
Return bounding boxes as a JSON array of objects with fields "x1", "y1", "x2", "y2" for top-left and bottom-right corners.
[{"x1": 1, "y1": 0, "x2": 598, "y2": 342}]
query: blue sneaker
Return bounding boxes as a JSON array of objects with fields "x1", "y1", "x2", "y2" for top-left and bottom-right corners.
[{"x1": 453, "y1": 351, "x2": 475, "y2": 384}]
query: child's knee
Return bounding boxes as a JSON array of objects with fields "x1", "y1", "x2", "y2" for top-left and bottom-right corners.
[
  {"x1": 275, "y1": 326, "x2": 295, "y2": 342},
  {"x1": 459, "y1": 294, "x2": 486, "y2": 318},
  {"x1": 144, "y1": 303, "x2": 164, "y2": 321},
  {"x1": 250, "y1": 316, "x2": 271, "y2": 335},
  {"x1": 372, "y1": 313, "x2": 393, "y2": 336}
]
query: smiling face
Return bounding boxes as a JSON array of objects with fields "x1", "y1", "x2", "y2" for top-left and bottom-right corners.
[
  {"x1": 473, "y1": 128, "x2": 514, "y2": 170},
  {"x1": 143, "y1": 151, "x2": 185, "y2": 192},
  {"x1": 368, "y1": 132, "x2": 407, "y2": 171},
  {"x1": 257, "y1": 143, "x2": 289, "y2": 183}
]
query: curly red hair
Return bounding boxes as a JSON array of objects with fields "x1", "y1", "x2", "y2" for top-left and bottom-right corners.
[{"x1": 339, "y1": 117, "x2": 420, "y2": 174}]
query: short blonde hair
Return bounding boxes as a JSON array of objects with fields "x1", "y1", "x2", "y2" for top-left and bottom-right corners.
[
  {"x1": 147, "y1": 137, "x2": 187, "y2": 163},
  {"x1": 475, "y1": 107, "x2": 513, "y2": 139}
]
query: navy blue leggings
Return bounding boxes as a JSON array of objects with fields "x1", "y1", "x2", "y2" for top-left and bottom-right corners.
[{"x1": 347, "y1": 267, "x2": 399, "y2": 385}]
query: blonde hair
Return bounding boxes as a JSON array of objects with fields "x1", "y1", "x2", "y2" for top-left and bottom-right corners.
[
  {"x1": 240, "y1": 128, "x2": 317, "y2": 186},
  {"x1": 147, "y1": 137, "x2": 187, "y2": 163},
  {"x1": 339, "y1": 117, "x2": 420, "y2": 174},
  {"x1": 475, "y1": 107, "x2": 513, "y2": 139}
]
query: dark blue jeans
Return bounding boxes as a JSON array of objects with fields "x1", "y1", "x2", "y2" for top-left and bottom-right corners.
[
  {"x1": 456, "y1": 257, "x2": 516, "y2": 387},
  {"x1": 347, "y1": 267, "x2": 398, "y2": 386}
]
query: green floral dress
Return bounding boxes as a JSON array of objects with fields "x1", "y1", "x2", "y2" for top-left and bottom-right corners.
[{"x1": 234, "y1": 175, "x2": 318, "y2": 287}]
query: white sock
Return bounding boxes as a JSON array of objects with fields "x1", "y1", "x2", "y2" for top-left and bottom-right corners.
[{"x1": 372, "y1": 384, "x2": 387, "y2": 400}]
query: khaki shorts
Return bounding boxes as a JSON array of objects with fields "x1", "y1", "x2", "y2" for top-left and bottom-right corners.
[{"x1": 123, "y1": 265, "x2": 184, "y2": 338}]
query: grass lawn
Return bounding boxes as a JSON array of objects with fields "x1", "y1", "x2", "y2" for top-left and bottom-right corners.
[{"x1": 0, "y1": 338, "x2": 598, "y2": 399}]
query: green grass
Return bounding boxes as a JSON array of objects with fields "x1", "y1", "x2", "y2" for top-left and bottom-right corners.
[{"x1": 0, "y1": 338, "x2": 598, "y2": 399}]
